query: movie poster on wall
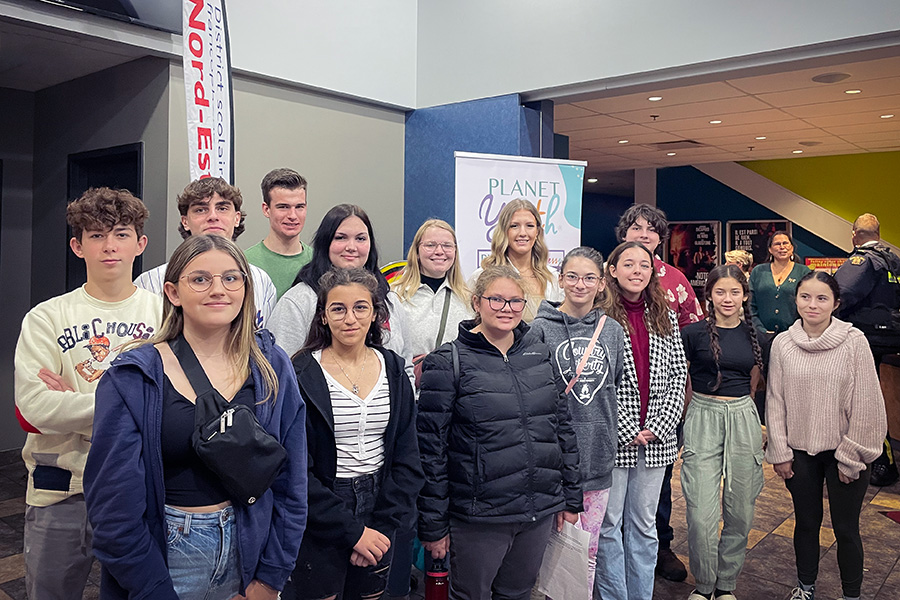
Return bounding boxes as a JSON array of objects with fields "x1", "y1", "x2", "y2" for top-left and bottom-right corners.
[
  {"x1": 664, "y1": 221, "x2": 721, "y2": 295},
  {"x1": 727, "y1": 220, "x2": 792, "y2": 268},
  {"x1": 454, "y1": 152, "x2": 586, "y2": 280}
]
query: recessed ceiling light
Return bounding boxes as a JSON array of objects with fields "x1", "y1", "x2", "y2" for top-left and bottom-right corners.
[
  {"x1": 618, "y1": 139, "x2": 629, "y2": 144},
  {"x1": 648, "y1": 96, "x2": 663, "y2": 102},
  {"x1": 587, "y1": 178, "x2": 599, "y2": 183},
  {"x1": 881, "y1": 114, "x2": 895, "y2": 119},
  {"x1": 666, "y1": 152, "x2": 677, "y2": 156},
  {"x1": 709, "y1": 120, "x2": 722, "y2": 124},
  {"x1": 844, "y1": 89, "x2": 862, "y2": 94},
  {"x1": 811, "y1": 72, "x2": 851, "y2": 84},
  {"x1": 755, "y1": 136, "x2": 767, "y2": 140},
  {"x1": 792, "y1": 150, "x2": 804, "y2": 154}
]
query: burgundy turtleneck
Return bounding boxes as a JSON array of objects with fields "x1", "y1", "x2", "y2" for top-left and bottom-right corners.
[{"x1": 623, "y1": 296, "x2": 651, "y2": 427}]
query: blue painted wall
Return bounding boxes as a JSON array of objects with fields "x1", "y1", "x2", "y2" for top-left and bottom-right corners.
[
  {"x1": 657, "y1": 166, "x2": 845, "y2": 260},
  {"x1": 403, "y1": 94, "x2": 545, "y2": 250}
]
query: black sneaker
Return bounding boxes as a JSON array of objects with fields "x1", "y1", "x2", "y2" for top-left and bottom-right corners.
[
  {"x1": 656, "y1": 547, "x2": 687, "y2": 581},
  {"x1": 870, "y1": 461, "x2": 899, "y2": 487}
]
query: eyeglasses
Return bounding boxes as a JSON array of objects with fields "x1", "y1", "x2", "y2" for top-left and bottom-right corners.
[
  {"x1": 481, "y1": 295, "x2": 527, "y2": 312},
  {"x1": 563, "y1": 272, "x2": 602, "y2": 287},
  {"x1": 420, "y1": 241, "x2": 456, "y2": 252},
  {"x1": 327, "y1": 303, "x2": 373, "y2": 321},
  {"x1": 181, "y1": 270, "x2": 246, "y2": 292}
]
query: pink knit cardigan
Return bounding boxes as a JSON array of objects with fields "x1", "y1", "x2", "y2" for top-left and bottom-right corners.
[{"x1": 765, "y1": 318, "x2": 887, "y2": 480}]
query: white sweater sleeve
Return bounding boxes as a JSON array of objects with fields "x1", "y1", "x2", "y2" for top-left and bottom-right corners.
[
  {"x1": 14, "y1": 309, "x2": 94, "y2": 437},
  {"x1": 268, "y1": 284, "x2": 315, "y2": 357},
  {"x1": 764, "y1": 337, "x2": 793, "y2": 465}
]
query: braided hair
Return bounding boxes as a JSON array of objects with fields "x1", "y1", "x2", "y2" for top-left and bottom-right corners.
[{"x1": 704, "y1": 264, "x2": 765, "y2": 391}]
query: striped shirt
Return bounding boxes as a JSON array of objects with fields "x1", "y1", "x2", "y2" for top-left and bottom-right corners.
[
  {"x1": 314, "y1": 350, "x2": 390, "y2": 477},
  {"x1": 134, "y1": 262, "x2": 277, "y2": 329}
]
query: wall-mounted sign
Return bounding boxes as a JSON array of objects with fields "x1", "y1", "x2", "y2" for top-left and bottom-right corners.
[
  {"x1": 665, "y1": 221, "x2": 721, "y2": 296},
  {"x1": 806, "y1": 257, "x2": 847, "y2": 274},
  {"x1": 727, "y1": 220, "x2": 792, "y2": 268}
]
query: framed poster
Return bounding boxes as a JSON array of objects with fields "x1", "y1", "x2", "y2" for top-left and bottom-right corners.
[
  {"x1": 727, "y1": 220, "x2": 792, "y2": 268},
  {"x1": 665, "y1": 221, "x2": 721, "y2": 295},
  {"x1": 805, "y1": 257, "x2": 847, "y2": 274}
]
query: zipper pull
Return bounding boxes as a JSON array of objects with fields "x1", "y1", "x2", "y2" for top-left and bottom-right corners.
[
  {"x1": 227, "y1": 408, "x2": 234, "y2": 427},
  {"x1": 220, "y1": 412, "x2": 227, "y2": 434}
]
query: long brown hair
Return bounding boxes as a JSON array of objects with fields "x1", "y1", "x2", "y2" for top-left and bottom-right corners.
[
  {"x1": 704, "y1": 264, "x2": 764, "y2": 391},
  {"x1": 153, "y1": 235, "x2": 278, "y2": 402},
  {"x1": 601, "y1": 241, "x2": 673, "y2": 336}
]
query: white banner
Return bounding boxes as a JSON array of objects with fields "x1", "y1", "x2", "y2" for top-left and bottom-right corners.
[
  {"x1": 183, "y1": 0, "x2": 234, "y2": 182},
  {"x1": 454, "y1": 152, "x2": 586, "y2": 279}
]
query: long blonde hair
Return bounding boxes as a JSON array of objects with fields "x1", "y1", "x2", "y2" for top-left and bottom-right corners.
[
  {"x1": 392, "y1": 219, "x2": 469, "y2": 303},
  {"x1": 481, "y1": 199, "x2": 554, "y2": 293},
  {"x1": 152, "y1": 235, "x2": 278, "y2": 402}
]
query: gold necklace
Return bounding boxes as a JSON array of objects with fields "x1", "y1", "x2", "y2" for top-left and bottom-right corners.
[
  {"x1": 772, "y1": 262, "x2": 792, "y2": 286},
  {"x1": 330, "y1": 348, "x2": 369, "y2": 395}
]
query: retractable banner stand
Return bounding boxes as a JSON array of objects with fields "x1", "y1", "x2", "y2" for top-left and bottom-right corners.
[
  {"x1": 183, "y1": 0, "x2": 234, "y2": 182},
  {"x1": 454, "y1": 152, "x2": 586, "y2": 279}
]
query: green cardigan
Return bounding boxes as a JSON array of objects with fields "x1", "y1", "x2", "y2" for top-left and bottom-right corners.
[{"x1": 749, "y1": 262, "x2": 812, "y2": 334}]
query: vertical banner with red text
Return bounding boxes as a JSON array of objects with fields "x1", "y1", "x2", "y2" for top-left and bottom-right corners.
[{"x1": 183, "y1": 0, "x2": 234, "y2": 182}]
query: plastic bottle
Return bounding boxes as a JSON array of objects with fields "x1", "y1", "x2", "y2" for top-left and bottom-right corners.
[{"x1": 424, "y1": 556, "x2": 449, "y2": 600}]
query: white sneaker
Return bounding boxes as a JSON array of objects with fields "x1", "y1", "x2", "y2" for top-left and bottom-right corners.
[
  {"x1": 714, "y1": 593, "x2": 737, "y2": 600},
  {"x1": 687, "y1": 592, "x2": 710, "y2": 600},
  {"x1": 789, "y1": 586, "x2": 814, "y2": 600}
]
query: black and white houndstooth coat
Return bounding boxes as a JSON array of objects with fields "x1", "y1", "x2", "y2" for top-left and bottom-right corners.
[{"x1": 615, "y1": 310, "x2": 687, "y2": 469}]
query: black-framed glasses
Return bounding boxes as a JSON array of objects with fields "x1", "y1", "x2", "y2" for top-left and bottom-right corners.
[
  {"x1": 420, "y1": 241, "x2": 456, "y2": 252},
  {"x1": 563, "y1": 272, "x2": 602, "y2": 287},
  {"x1": 327, "y1": 303, "x2": 373, "y2": 321},
  {"x1": 481, "y1": 295, "x2": 526, "y2": 313},
  {"x1": 181, "y1": 270, "x2": 246, "y2": 292}
]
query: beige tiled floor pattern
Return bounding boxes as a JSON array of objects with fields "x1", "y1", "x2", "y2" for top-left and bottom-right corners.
[{"x1": 0, "y1": 448, "x2": 899, "y2": 599}]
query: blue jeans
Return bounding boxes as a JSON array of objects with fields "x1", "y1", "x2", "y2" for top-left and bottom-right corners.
[
  {"x1": 166, "y1": 505, "x2": 240, "y2": 600},
  {"x1": 595, "y1": 447, "x2": 666, "y2": 600}
]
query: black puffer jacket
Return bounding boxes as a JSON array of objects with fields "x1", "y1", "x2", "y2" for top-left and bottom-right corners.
[{"x1": 417, "y1": 320, "x2": 582, "y2": 542}]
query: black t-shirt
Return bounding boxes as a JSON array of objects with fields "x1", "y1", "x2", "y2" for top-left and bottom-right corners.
[
  {"x1": 421, "y1": 274, "x2": 445, "y2": 294},
  {"x1": 161, "y1": 374, "x2": 255, "y2": 506},
  {"x1": 681, "y1": 321, "x2": 758, "y2": 397}
]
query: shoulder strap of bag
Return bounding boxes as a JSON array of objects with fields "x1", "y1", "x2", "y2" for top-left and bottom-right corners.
[
  {"x1": 563, "y1": 315, "x2": 607, "y2": 396},
  {"x1": 169, "y1": 333, "x2": 217, "y2": 398},
  {"x1": 434, "y1": 288, "x2": 453, "y2": 348}
]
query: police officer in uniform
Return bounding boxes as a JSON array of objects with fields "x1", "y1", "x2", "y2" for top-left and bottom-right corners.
[{"x1": 834, "y1": 213, "x2": 900, "y2": 486}]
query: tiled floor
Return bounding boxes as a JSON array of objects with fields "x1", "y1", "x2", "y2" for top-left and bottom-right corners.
[{"x1": 1, "y1": 446, "x2": 899, "y2": 600}]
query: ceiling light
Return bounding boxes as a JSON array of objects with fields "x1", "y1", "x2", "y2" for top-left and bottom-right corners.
[
  {"x1": 648, "y1": 96, "x2": 663, "y2": 102},
  {"x1": 811, "y1": 72, "x2": 851, "y2": 84},
  {"x1": 844, "y1": 89, "x2": 862, "y2": 94},
  {"x1": 755, "y1": 136, "x2": 767, "y2": 140},
  {"x1": 618, "y1": 139, "x2": 629, "y2": 144},
  {"x1": 709, "y1": 120, "x2": 722, "y2": 124},
  {"x1": 881, "y1": 114, "x2": 895, "y2": 119},
  {"x1": 666, "y1": 152, "x2": 676, "y2": 156},
  {"x1": 792, "y1": 150, "x2": 804, "y2": 154},
  {"x1": 587, "y1": 178, "x2": 598, "y2": 183}
]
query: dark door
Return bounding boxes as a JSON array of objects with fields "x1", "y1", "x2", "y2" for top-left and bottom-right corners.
[{"x1": 66, "y1": 143, "x2": 143, "y2": 291}]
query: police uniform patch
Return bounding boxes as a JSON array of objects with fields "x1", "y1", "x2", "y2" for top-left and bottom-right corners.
[{"x1": 849, "y1": 255, "x2": 867, "y2": 265}]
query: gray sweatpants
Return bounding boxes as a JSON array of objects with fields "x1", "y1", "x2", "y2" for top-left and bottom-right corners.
[{"x1": 24, "y1": 495, "x2": 94, "y2": 600}]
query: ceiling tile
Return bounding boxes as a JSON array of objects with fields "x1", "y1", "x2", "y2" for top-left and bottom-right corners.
[
  {"x1": 726, "y1": 56, "x2": 900, "y2": 95},
  {"x1": 554, "y1": 104, "x2": 599, "y2": 120},
  {"x1": 608, "y1": 95, "x2": 772, "y2": 124},
  {"x1": 554, "y1": 113, "x2": 632, "y2": 133},
  {"x1": 782, "y1": 95, "x2": 900, "y2": 118},
  {"x1": 756, "y1": 77, "x2": 900, "y2": 108},
  {"x1": 571, "y1": 81, "x2": 746, "y2": 114}
]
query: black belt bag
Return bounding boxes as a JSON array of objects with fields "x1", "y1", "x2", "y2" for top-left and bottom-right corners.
[{"x1": 170, "y1": 334, "x2": 287, "y2": 505}]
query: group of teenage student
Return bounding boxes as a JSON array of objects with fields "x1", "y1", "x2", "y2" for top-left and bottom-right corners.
[{"x1": 16, "y1": 175, "x2": 886, "y2": 600}]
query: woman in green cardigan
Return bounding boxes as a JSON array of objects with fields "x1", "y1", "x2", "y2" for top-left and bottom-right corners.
[{"x1": 749, "y1": 231, "x2": 811, "y2": 336}]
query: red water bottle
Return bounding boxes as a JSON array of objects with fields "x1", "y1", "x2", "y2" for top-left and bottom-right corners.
[{"x1": 425, "y1": 556, "x2": 449, "y2": 600}]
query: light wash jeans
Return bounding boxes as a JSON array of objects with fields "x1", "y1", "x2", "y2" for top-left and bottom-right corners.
[
  {"x1": 681, "y1": 393, "x2": 764, "y2": 595},
  {"x1": 166, "y1": 504, "x2": 241, "y2": 600},
  {"x1": 594, "y1": 447, "x2": 666, "y2": 600}
]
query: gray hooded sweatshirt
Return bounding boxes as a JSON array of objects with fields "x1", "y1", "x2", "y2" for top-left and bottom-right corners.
[{"x1": 530, "y1": 300, "x2": 625, "y2": 491}]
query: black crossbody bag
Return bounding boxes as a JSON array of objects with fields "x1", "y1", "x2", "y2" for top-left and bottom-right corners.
[{"x1": 170, "y1": 334, "x2": 287, "y2": 505}]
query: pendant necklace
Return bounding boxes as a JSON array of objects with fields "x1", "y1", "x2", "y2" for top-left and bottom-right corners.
[{"x1": 331, "y1": 348, "x2": 369, "y2": 395}]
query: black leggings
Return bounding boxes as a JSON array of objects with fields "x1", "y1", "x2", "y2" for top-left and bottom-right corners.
[{"x1": 784, "y1": 449, "x2": 871, "y2": 597}]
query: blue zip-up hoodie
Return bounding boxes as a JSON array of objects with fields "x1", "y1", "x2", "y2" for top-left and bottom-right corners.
[{"x1": 84, "y1": 331, "x2": 308, "y2": 599}]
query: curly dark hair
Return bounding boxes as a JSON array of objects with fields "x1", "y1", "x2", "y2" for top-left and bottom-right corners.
[
  {"x1": 614, "y1": 204, "x2": 670, "y2": 246},
  {"x1": 301, "y1": 268, "x2": 390, "y2": 354},
  {"x1": 703, "y1": 264, "x2": 764, "y2": 391},
  {"x1": 176, "y1": 177, "x2": 245, "y2": 240},
  {"x1": 66, "y1": 187, "x2": 149, "y2": 241}
]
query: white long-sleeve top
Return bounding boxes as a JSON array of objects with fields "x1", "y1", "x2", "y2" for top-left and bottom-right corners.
[
  {"x1": 765, "y1": 318, "x2": 887, "y2": 480},
  {"x1": 14, "y1": 286, "x2": 161, "y2": 506},
  {"x1": 397, "y1": 281, "x2": 473, "y2": 357}
]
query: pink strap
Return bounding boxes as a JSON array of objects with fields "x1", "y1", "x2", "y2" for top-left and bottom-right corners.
[{"x1": 564, "y1": 315, "x2": 607, "y2": 395}]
